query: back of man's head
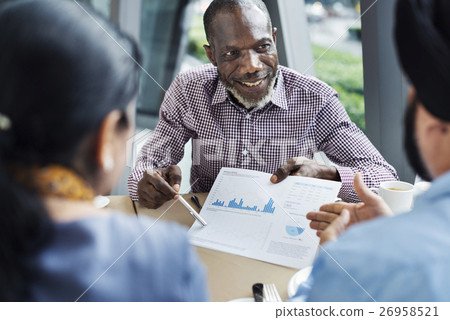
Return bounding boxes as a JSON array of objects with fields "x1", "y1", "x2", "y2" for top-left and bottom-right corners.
[
  {"x1": 395, "y1": 0, "x2": 450, "y2": 121},
  {"x1": 203, "y1": 0, "x2": 271, "y2": 45}
]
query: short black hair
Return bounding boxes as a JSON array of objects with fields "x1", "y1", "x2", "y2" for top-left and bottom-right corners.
[{"x1": 203, "y1": 0, "x2": 272, "y2": 45}]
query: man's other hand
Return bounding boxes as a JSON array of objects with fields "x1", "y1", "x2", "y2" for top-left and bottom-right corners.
[
  {"x1": 137, "y1": 165, "x2": 182, "y2": 209},
  {"x1": 307, "y1": 173, "x2": 393, "y2": 237},
  {"x1": 270, "y1": 157, "x2": 340, "y2": 183}
]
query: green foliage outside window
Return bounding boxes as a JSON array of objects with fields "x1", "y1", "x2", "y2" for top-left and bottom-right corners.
[
  {"x1": 312, "y1": 44, "x2": 365, "y2": 131},
  {"x1": 187, "y1": 15, "x2": 210, "y2": 63}
]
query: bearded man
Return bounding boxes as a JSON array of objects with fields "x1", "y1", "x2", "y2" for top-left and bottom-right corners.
[{"x1": 129, "y1": 0, "x2": 397, "y2": 209}]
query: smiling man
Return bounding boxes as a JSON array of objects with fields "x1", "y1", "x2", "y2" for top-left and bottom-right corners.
[
  {"x1": 129, "y1": 0, "x2": 397, "y2": 209},
  {"x1": 203, "y1": 1, "x2": 278, "y2": 110}
]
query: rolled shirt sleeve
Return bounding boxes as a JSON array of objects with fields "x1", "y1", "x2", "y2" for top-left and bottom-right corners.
[
  {"x1": 315, "y1": 94, "x2": 398, "y2": 202},
  {"x1": 128, "y1": 76, "x2": 194, "y2": 200}
]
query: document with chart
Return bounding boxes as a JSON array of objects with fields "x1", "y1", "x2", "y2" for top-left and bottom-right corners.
[{"x1": 188, "y1": 168, "x2": 342, "y2": 269}]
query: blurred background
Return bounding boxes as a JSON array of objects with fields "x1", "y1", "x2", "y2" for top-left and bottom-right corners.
[
  {"x1": 71, "y1": 0, "x2": 366, "y2": 131},
  {"x1": 0, "y1": 0, "x2": 413, "y2": 193},
  {"x1": 187, "y1": 0, "x2": 365, "y2": 130}
]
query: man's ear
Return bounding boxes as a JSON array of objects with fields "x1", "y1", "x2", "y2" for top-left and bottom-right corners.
[
  {"x1": 272, "y1": 27, "x2": 277, "y2": 45},
  {"x1": 96, "y1": 110, "x2": 123, "y2": 172},
  {"x1": 204, "y1": 44, "x2": 217, "y2": 66}
]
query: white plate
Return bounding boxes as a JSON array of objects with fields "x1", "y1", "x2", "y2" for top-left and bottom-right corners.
[
  {"x1": 287, "y1": 266, "x2": 313, "y2": 298},
  {"x1": 93, "y1": 196, "x2": 110, "y2": 208},
  {"x1": 228, "y1": 297, "x2": 255, "y2": 302}
]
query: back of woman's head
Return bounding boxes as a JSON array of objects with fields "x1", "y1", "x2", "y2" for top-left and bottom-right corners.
[
  {"x1": 0, "y1": 0, "x2": 141, "y2": 301},
  {"x1": 0, "y1": 0, "x2": 141, "y2": 164}
]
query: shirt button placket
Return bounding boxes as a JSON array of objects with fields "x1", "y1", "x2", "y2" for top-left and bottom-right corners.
[{"x1": 241, "y1": 112, "x2": 253, "y2": 168}]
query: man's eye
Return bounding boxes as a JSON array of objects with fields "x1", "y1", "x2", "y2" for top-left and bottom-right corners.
[
  {"x1": 225, "y1": 50, "x2": 238, "y2": 57},
  {"x1": 258, "y1": 44, "x2": 270, "y2": 51}
]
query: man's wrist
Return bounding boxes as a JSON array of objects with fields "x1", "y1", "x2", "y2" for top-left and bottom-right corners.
[{"x1": 322, "y1": 165, "x2": 341, "y2": 181}]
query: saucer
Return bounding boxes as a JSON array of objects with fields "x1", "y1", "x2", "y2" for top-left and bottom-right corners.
[
  {"x1": 228, "y1": 297, "x2": 255, "y2": 302},
  {"x1": 287, "y1": 266, "x2": 313, "y2": 298},
  {"x1": 93, "y1": 196, "x2": 110, "y2": 208}
]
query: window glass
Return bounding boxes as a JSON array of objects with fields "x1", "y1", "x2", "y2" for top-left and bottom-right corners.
[
  {"x1": 186, "y1": 0, "x2": 211, "y2": 66},
  {"x1": 137, "y1": 0, "x2": 190, "y2": 121},
  {"x1": 305, "y1": 0, "x2": 365, "y2": 130}
]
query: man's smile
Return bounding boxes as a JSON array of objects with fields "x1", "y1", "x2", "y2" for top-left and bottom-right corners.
[
  {"x1": 233, "y1": 74, "x2": 271, "y2": 97},
  {"x1": 240, "y1": 79, "x2": 263, "y2": 87}
]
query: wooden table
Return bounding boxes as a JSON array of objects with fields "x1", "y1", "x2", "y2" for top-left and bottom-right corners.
[
  {"x1": 108, "y1": 194, "x2": 298, "y2": 302},
  {"x1": 106, "y1": 195, "x2": 136, "y2": 216}
]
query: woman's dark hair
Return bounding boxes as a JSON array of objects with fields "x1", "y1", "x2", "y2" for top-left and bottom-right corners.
[{"x1": 0, "y1": 0, "x2": 141, "y2": 301}]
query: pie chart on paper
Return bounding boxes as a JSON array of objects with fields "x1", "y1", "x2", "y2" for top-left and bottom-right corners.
[{"x1": 286, "y1": 225, "x2": 304, "y2": 237}]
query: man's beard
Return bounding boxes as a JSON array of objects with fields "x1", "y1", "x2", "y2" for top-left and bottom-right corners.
[
  {"x1": 404, "y1": 97, "x2": 433, "y2": 181},
  {"x1": 221, "y1": 71, "x2": 278, "y2": 110}
]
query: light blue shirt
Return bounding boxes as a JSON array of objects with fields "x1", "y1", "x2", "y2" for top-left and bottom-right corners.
[
  {"x1": 28, "y1": 212, "x2": 209, "y2": 301},
  {"x1": 292, "y1": 171, "x2": 450, "y2": 302}
]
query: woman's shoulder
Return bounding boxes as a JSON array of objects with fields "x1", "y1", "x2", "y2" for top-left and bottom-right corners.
[
  {"x1": 111, "y1": 211, "x2": 192, "y2": 255},
  {"x1": 37, "y1": 211, "x2": 208, "y2": 301},
  {"x1": 59, "y1": 211, "x2": 192, "y2": 260}
]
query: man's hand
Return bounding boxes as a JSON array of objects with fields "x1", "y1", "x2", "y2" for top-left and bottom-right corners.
[
  {"x1": 137, "y1": 165, "x2": 182, "y2": 209},
  {"x1": 270, "y1": 157, "x2": 340, "y2": 184},
  {"x1": 319, "y1": 209, "x2": 350, "y2": 245},
  {"x1": 307, "y1": 173, "x2": 393, "y2": 237}
]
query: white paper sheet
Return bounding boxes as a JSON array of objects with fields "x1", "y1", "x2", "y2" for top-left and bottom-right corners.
[{"x1": 188, "y1": 168, "x2": 342, "y2": 269}]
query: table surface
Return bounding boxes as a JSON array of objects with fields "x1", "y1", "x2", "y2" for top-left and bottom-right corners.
[
  {"x1": 108, "y1": 194, "x2": 299, "y2": 302},
  {"x1": 107, "y1": 195, "x2": 136, "y2": 216}
]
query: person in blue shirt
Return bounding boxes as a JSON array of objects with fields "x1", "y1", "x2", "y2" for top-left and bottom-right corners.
[
  {"x1": 292, "y1": 0, "x2": 450, "y2": 302},
  {"x1": 0, "y1": 0, "x2": 208, "y2": 301}
]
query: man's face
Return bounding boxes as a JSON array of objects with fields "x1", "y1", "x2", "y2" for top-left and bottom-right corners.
[
  {"x1": 204, "y1": 6, "x2": 278, "y2": 108},
  {"x1": 404, "y1": 89, "x2": 433, "y2": 181}
]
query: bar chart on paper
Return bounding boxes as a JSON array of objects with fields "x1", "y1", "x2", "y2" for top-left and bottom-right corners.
[
  {"x1": 206, "y1": 169, "x2": 279, "y2": 215},
  {"x1": 211, "y1": 197, "x2": 276, "y2": 213}
]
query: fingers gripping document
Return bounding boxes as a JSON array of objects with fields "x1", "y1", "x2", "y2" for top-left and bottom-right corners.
[{"x1": 188, "y1": 168, "x2": 341, "y2": 269}]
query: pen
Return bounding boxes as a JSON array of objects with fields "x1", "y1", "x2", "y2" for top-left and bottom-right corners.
[
  {"x1": 191, "y1": 195, "x2": 202, "y2": 210},
  {"x1": 177, "y1": 195, "x2": 207, "y2": 227}
]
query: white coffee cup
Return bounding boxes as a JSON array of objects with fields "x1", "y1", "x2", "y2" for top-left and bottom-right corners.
[{"x1": 371, "y1": 181, "x2": 414, "y2": 214}]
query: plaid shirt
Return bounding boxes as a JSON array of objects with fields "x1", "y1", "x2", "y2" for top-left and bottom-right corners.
[{"x1": 128, "y1": 64, "x2": 398, "y2": 202}]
